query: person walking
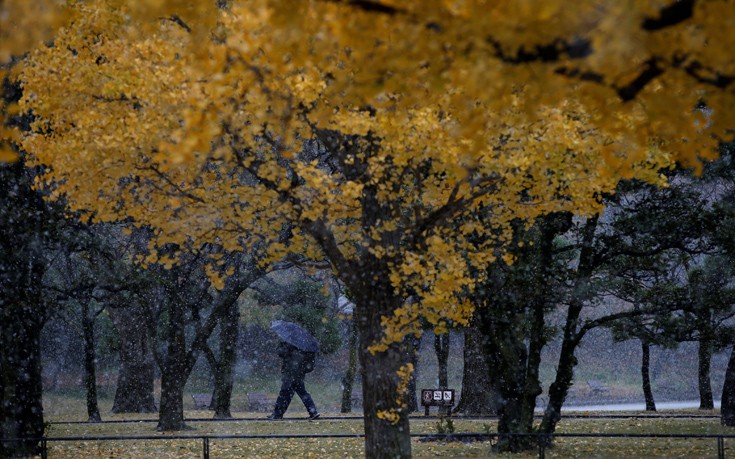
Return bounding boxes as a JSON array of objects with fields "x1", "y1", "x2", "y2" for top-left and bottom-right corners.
[{"x1": 267, "y1": 340, "x2": 320, "y2": 420}]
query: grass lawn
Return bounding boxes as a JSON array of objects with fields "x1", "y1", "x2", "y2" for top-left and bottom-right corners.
[{"x1": 38, "y1": 394, "x2": 734, "y2": 459}]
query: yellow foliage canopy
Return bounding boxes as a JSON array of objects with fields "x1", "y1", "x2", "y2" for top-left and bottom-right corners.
[
  {"x1": 14, "y1": 0, "x2": 735, "y2": 348},
  {"x1": 0, "y1": 0, "x2": 68, "y2": 161}
]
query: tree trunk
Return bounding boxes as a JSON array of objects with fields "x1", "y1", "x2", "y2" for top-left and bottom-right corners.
[
  {"x1": 405, "y1": 334, "x2": 420, "y2": 413},
  {"x1": 355, "y1": 286, "x2": 412, "y2": 458},
  {"x1": 519, "y1": 213, "x2": 569, "y2": 428},
  {"x1": 157, "y1": 301, "x2": 189, "y2": 431},
  {"x1": 720, "y1": 346, "x2": 735, "y2": 426},
  {"x1": 158, "y1": 367, "x2": 188, "y2": 431},
  {"x1": 486, "y1": 311, "x2": 532, "y2": 452},
  {"x1": 434, "y1": 332, "x2": 449, "y2": 389},
  {"x1": 538, "y1": 306, "x2": 580, "y2": 439},
  {"x1": 155, "y1": 256, "x2": 258, "y2": 430},
  {"x1": 539, "y1": 215, "x2": 598, "y2": 441},
  {"x1": 434, "y1": 332, "x2": 450, "y2": 416},
  {"x1": 476, "y1": 292, "x2": 534, "y2": 452},
  {"x1": 82, "y1": 300, "x2": 102, "y2": 422},
  {"x1": 212, "y1": 299, "x2": 240, "y2": 419},
  {"x1": 109, "y1": 304, "x2": 157, "y2": 413},
  {"x1": 641, "y1": 340, "x2": 656, "y2": 411},
  {"x1": 0, "y1": 155, "x2": 54, "y2": 457},
  {"x1": 454, "y1": 318, "x2": 498, "y2": 415},
  {"x1": 341, "y1": 317, "x2": 359, "y2": 413},
  {"x1": 0, "y1": 301, "x2": 45, "y2": 458},
  {"x1": 482, "y1": 213, "x2": 566, "y2": 452},
  {"x1": 521, "y1": 293, "x2": 546, "y2": 427},
  {"x1": 698, "y1": 338, "x2": 714, "y2": 410}
]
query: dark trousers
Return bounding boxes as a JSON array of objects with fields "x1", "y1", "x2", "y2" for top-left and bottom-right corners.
[{"x1": 273, "y1": 373, "x2": 318, "y2": 417}]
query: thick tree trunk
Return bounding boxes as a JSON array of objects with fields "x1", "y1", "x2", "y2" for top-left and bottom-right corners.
[
  {"x1": 488, "y1": 313, "x2": 533, "y2": 452},
  {"x1": 82, "y1": 300, "x2": 102, "y2": 422},
  {"x1": 157, "y1": 302, "x2": 189, "y2": 431},
  {"x1": 454, "y1": 319, "x2": 498, "y2": 415},
  {"x1": 698, "y1": 339, "x2": 714, "y2": 410},
  {"x1": 474, "y1": 302, "x2": 533, "y2": 450},
  {"x1": 0, "y1": 302, "x2": 45, "y2": 458},
  {"x1": 641, "y1": 340, "x2": 656, "y2": 411},
  {"x1": 0, "y1": 223, "x2": 48, "y2": 457},
  {"x1": 355, "y1": 288, "x2": 412, "y2": 459},
  {"x1": 109, "y1": 304, "x2": 157, "y2": 413},
  {"x1": 476, "y1": 294, "x2": 534, "y2": 452},
  {"x1": 434, "y1": 332, "x2": 450, "y2": 416},
  {"x1": 720, "y1": 346, "x2": 735, "y2": 426},
  {"x1": 212, "y1": 299, "x2": 240, "y2": 419},
  {"x1": 158, "y1": 368, "x2": 187, "y2": 431},
  {"x1": 341, "y1": 318, "x2": 360, "y2": 413}
]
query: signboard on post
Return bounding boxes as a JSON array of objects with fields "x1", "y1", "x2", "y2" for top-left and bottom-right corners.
[{"x1": 420, "y1": 388, "x2": 454, "y2": 416}]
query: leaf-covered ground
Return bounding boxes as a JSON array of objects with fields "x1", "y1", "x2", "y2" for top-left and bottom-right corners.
[{"x1": 36, "y1": 406, "x2": 734, "y2": 458}]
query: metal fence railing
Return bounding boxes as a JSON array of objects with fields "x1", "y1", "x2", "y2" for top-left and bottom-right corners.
[
  {"x1": 44, "y1": 412, "x2": 724, "y2": 426},
  {"x1": 2, "y1": 431, "x2": 733, "y2": 459}
]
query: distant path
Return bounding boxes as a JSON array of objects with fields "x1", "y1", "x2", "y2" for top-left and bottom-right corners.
[{"x1": 561, "y1": 400, "x2": 721, "y2": 412}]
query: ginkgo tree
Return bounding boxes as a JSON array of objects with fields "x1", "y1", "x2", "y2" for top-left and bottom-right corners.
[{"x1": 11, "y1": 0, "x2": 734, "y2": 457}]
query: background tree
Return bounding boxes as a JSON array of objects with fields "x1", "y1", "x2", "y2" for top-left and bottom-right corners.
[
  {"x1": 43, "y1": 224, "x2": 146, "y2": 422},
  {"x1": 603, "y1": 147, "x2": 735, "y2": 411},
  {"x1": 89, "y1": 225, "x2": 159, "y2": 414},
  {"x1": 538, "y1": 171, "x2": 718, "y2": 439},
  {"x1": 711, "y1": 142, "x2": 735, "y2": 425},
  {"x1": 608, "y1": 298, "x2": 680, "y2": 412},
  {"x1": 689, "y1": 257, "x2": 735, "y2": 409},
  {"x1": 472, "y1": 166, "x2": 719, "y2": 451},
  {"x1": 340, "y1": 316, "x2": 361, "y2": 413},
  {"x1": 139, "y1": 247, "x2": 265, "y2": 430},
  {"x1": 454, "y1": 316, "x2": 497, "y2": 416},
  {"x1": 473, "y1": 212, "x2": 571, "y2": 451},
  {"x1": 108, "y1": 295, "x2": 158, "y2": 414},
  {"x1": 206, "y1": 297, "x2": 241, "y2": 418},
  {"x1": 281, "y1": 280, "x2": 342, "y2": 355}
]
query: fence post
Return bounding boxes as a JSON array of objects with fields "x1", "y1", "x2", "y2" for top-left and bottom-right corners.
[
  {"x1": 718, "y1": 436, "x2": 725, "y2": 459},
  {"x1": 202, "y1": 436, "x2": 210, "y2": 459},
  {"x1": 41, "y1": 438, "x2": 48, "y2": 459},
  {"x1": 537, "y1": 433, "x2": 550, "y2": 459}
]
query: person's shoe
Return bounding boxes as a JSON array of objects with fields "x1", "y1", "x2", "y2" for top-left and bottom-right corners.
[
  {"x1": 266, "y1": 414, "x2": 283, "y2": 420},
  {"x1": 307, "y1": 412, "x2": 320, "y2": 421}
]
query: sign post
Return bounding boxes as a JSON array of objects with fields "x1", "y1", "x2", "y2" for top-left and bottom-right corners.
[{"x1": 420, "y1": 388, "x2": 454, "y2": 416}]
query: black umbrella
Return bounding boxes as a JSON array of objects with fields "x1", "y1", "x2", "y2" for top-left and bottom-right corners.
[{"x1": 271, "y1": 320, "x2": 320, "y2": 353}]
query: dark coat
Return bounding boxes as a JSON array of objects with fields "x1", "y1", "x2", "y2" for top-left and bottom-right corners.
[{"x1": 277, "y1": 341, "x2": 315, "y2": 378}]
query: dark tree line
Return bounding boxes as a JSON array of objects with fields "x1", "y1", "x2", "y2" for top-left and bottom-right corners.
[{"x1": 460, "y1": 140, "x2": 735, "y2": 452}]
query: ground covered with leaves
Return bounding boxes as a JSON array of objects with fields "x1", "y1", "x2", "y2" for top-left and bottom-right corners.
[{"x1": 36, "y1": 403, "x2": 734, "y2": 458}]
